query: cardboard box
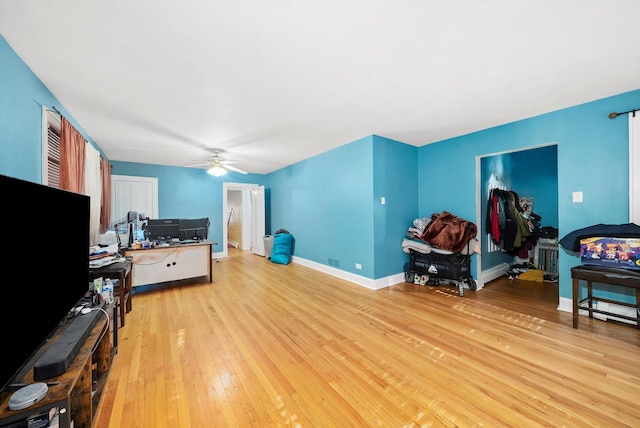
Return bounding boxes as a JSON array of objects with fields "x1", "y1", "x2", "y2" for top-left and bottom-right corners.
[{"x1": 579, "y1": 237, "x2": 640, "y2": 271}]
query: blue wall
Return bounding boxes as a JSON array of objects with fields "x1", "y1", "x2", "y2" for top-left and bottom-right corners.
[
  {"x1": 510, "y1": 145, "x2": 558, "y2": 229},
  {"x1": 267, "y1": 134, "x2": 418, "y2": 279},
  {"x1": 111, "y1": 161, "x2": 267, "y2": 254},
  {"x1": 2, "y1": 33, "x2": 639, "y2": 303},
  {"x1": 269, "y1": 137, "x2": 376, "y2": 276},
  {"x1": 373, "y1": 136, "x2": 419, "y2": 278},
  {"x1": 0, "y1": 35, "x2": 100, "y2": 183},
  {"x1": 419, "y1": 91, "x2": 640, "y2": 302}
]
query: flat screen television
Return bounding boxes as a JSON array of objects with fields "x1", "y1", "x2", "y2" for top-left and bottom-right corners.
[
  {"x1": 145, "y1": 218, "x2": 181, "y2": 243},
  {"x1": 179, "y1": 218, "x2": 209, "y2": 241},
  {"x1": 0, "y1": 174, "x2": 90, "y2": 393}
]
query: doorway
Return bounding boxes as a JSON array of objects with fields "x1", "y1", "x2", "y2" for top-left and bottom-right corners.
[
  {"x1": 222, "y1": 182, "x2": 265, "y2": 258},
  {"x1": 475, "y1": 143, "x2": 559, "y2": 291}
]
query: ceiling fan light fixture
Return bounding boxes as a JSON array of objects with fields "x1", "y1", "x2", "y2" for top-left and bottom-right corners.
[{"x1": 207, "y1": 165, "x2": 227, "y2": 176}]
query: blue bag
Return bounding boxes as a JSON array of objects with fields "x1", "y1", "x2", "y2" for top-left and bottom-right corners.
[{"x1": 271, "y1": 232, "x2": 293, "y2": 265}]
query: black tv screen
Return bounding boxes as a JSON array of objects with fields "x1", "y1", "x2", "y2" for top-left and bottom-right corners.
[{"x1": 0, "y1": 174, "x2": 90, "y2": 392}]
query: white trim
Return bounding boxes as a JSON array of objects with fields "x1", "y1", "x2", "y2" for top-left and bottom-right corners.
[
  {"x1": 475, "y1": 142, "x2": 558, "y2": 293},
  {"x1": 479, "y1": 263, "x2": 509, "y2": 288},
  {"x1": 222, "y1": 182, "x2": 263, "y2": 258},
  {"x1": 630, "y1": 114, "x2": 640, "y2": 224},
  {"x1": 250, "y1": 186, "x2": 266, "y2": 255},
  {"x1": 292, "y1": 256, "x2": 400, "y2": 290},
  {"x1": 558, "y1": 296, "x2": 572, "y2": 313},
  {"x1": 592, "y1": 301, "x2": 637, "y2": 325},
  {"x1": 559, "y1": 297, "x2": 637, "y2": 326},
  {"x1": 213, "y1": 250, "x2": 225, "y2": 260}
]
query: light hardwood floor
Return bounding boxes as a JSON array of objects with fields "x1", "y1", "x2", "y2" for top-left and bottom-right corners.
[{"x1": 94, "y1": 249, "x2": 640, "y2": 427}]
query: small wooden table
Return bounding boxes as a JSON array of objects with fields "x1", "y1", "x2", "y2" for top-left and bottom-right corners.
[
  {"x1": 89, "y1": 259, "x2": 133, "y2": 327},
  {"x1": 571, "y1": 265, "x2": 640, "y2": 329}
]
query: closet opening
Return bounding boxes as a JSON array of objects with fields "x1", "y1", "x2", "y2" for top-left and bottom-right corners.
[{"x1": 475, "y1": 143, "x2": 559, "y2": 296}]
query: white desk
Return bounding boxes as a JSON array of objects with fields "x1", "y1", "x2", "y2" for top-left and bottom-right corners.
[{"x1": 124, "y1": 241, "x2": 213, "y2": 288}]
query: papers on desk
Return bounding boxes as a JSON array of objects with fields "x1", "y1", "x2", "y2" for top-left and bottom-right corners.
[
  {"x1": 90, "y1": 243, "x2": 119, "y2": 256},
  {"x1": 90, "y1": 244, "x2": 122, "y2": 269},
  {"x1": 90, "y1": 256, "x2": 119, "y2": 269}
]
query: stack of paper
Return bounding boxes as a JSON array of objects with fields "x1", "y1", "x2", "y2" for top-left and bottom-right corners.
[{"x1": 90, "y1": 256, "x2": 117, "y2": 269}]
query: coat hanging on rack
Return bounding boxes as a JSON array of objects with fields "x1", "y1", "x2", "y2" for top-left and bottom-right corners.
[{"x1": 486, "y1": 188, "x2": 539, "y2": 254}]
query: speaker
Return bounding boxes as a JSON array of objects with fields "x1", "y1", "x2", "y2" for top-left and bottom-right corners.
[{"x1": 9, "y1": 383, "x2": 48, "y2": 410}]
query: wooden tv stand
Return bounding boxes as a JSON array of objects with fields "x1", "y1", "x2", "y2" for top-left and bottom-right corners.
[
  {"x1": 124, "y1": 240, "x2": 213, "y2": 288},
  {"x1": 0, "y1": 303, "x2": 115, "y2": 428}
]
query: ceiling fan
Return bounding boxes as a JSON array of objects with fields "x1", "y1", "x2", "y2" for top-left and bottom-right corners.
[{"x1": 189, "y1": 153, "x2": 248, "y2": 176}]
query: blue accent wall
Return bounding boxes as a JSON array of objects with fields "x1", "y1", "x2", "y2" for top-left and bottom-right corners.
[
  {"x1": 266, "y1": 135, "x2": 417, "y2": 279},
  {"x1": 269, "y1": 137, "x2": 375, "y2": 276},
  {"x1": 0, "y1": 35, "x2": 100, "y2": 182},
  {"x1": 112, "y1": 161, "x2": 267, "y2": 254},
  {"x1": 419, "y1": 90, "x2": 640, "y2": 302},
  {"x1": 2, "y1": 33, "x2": 639, "y2": 303},
  {"x1": 510, "y1": 145, "x2": 558, "y2": 230},
  {"x1": 372, "y1": 136, "x2": 418, "y2": 278}
]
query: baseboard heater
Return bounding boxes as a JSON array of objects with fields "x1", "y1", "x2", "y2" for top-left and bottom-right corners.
[{"x1": 33, "y1": 304, "x2": 104, "y2": 381}]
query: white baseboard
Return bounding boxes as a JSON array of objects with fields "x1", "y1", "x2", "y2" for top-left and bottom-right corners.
[
  {"x1": 558, "y1": 296, "x2": 572, "y2": 313},
  {"x1": 291, "y1": 256, "x2": 402, "y2": 290},
  {"x1": 478, "y1": 262, "x2": 509, "y2": 289},
  {"x1": 592, "y1": 301, "x2": 637, "y2": 325},
  {"x1": 558, "y1": 297, "x2": 637, "y2": 325}
]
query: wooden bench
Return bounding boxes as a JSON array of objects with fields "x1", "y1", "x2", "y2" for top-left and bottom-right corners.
[{"x1": 571, "y1": 265, "x2": 640, "y2": 329}]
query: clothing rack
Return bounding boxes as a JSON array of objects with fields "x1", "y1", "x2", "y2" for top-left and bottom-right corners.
[{"x1": 487, "y1": 181, "x2": 507, "y2": 253}]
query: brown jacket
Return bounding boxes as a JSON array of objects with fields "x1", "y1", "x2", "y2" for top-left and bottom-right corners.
[{"x1": 420, "y1": 211, "x2": 478, "y2": 253}]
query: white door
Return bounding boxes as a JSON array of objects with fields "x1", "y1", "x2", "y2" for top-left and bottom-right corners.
[
  {"x1": 111, "y1": 174, "x2": 158, "y2": 228},
  {"x1": 251, "y1": 185, "x2": 266, "y2": 256}
]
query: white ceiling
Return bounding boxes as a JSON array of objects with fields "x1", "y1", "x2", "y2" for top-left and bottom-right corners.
[{"x1": 2, "y1": 1, "x2": 639, "y2": 175}]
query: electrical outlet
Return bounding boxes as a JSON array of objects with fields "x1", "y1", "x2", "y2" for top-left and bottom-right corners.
[
  {"x1": 381, "y1": 197, "x2": 385, "y2": 205},
  {"x1": 355, "y1": 263, "x2": 362, "y2": 270}
]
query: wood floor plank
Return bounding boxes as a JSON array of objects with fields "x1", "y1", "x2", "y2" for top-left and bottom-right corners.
[{"x1": 94, "y1": 249, "x2": 640, "y2": 427}]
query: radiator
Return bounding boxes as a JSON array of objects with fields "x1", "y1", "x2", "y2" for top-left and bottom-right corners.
[{"x1": 534, "y1": 238, "x2": 558, "y2": 274}]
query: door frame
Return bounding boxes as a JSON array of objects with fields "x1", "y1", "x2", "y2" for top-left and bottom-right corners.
[
  {"x1": 630, "y1": 113, "x2": 640, "y2": 224},
  {"x1": 222, "y1": 182, "x2": 264, "y2": 258},
  {"x1": 474, "y1": 143, "x2": 558, "y2": 290}
]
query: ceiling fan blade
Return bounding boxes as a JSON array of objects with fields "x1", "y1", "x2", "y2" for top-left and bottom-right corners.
[
  {"x1": 185, "y1": 162, "x2": 211, "y2": 168},
  {"x1": 224, "y1": 164, "x2": 248, "y2": 174}
]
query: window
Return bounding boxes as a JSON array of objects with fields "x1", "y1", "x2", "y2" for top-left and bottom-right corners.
[{"x1": 42, "y1": 107, "x2": 61, "y2": 188}]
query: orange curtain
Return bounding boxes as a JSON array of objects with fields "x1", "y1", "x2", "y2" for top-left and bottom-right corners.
[
  {"x1": 100, "y1": 157, "x2": 112, "y2": 233},
  {"x1": 60, "y1": 117, "x2": 86, "y2": 193}
]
